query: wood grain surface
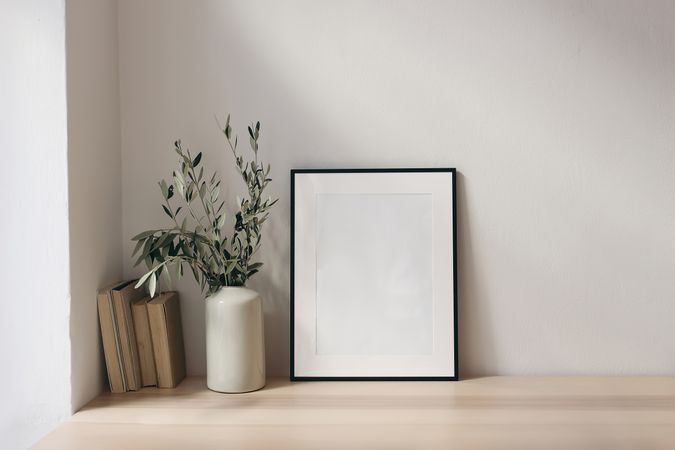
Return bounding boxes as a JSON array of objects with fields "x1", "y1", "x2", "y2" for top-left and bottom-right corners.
[{"x1": 33, "y1": 376, "x2": 675, "y2": 449}]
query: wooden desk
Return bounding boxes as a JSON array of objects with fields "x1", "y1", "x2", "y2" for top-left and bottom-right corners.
[{"x1": 33, "y1": 376, "x2": 675, "y2": 449}]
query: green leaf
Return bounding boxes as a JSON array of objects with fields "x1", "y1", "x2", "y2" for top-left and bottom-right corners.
[
  {"x1": 162, "y1": 264, "x2": 172, "y2": 285},
  {"x1": 135, "y1": 270, "x2": 154, "y2": 289},
  {"x1": 193, "y1": 152, "x2": 202, "y2": 167},
  {"x1": 132, "y1": 230, "x2": 156, "y2": 241},
  {"x1": 139, "y1": 237, "x2": 154, "y2": 259},
  {"x1": 148, "y1": 272, "x2": 157, "y2": 297},
  {"x1": 134, "y1": 251, "x2": 147, "y2": 268},
  {"x1": 159, "y1": 180, "x2": 168, "y2": 198},
  {"x1": 211, "y1": 185, "x2": 220, "y2": 202},
  {"x1": 190, "y1": 264, "x2": 201, "y2": 284},
  {"x1": 224, "y1": 259, "x2": 238, "y2": 275},
  {"x1": 162, "y1": 205, "x2": 173, "y2": 219},
  {"x1": 168, "y1": 240, "x2": 177, "y2": 257},
  {"x1": 224, "y1": 114, "x2": 231, "y2": 138},
  {"x1": 150, "y1": 232, "x2": 172, "y2": 253},
  {"x1": 132, "y1": 238, "x2": 145, "y2": 257},
  {"x1": 173, "y1": 172, "x2": 185, "y2": 197}
]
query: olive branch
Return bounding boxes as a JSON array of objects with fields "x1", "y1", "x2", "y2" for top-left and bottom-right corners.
[{"x1": 131, "y1": 115, "x2": 278, "y2": 297}]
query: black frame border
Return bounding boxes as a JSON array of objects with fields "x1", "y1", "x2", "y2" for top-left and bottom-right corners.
[{"x1": 290, "y1": 168, "x2": 458, "y2": 381}]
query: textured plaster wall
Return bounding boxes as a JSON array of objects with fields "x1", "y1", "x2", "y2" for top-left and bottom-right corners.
[
  {"x1": 0, "y1": 0, "x2": 71, "y2": 448},
  {"x1": 118, "y1": 0, "x2": 675, "y2": 377}
]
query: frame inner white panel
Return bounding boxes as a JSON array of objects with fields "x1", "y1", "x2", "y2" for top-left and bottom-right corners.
[
  {"x1": 294, "y1": 172, "x2": 455, "y2": 377},
  {"x1": 316, "y1": 193, "x2": 433, "y2": 356}
]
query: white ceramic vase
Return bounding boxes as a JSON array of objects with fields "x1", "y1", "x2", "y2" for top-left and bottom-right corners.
[{"x1": 205, "y1": 287, "x2": 265, "y2": 393}]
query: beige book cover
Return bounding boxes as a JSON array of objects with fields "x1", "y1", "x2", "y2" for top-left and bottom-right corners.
[
  {"x1": 147, "y1": 291, "x2": 186, "y2": 388},
  {"x1": 131, "y1": 296, "x2": 157, "y2": 387},
  {"x1": 111, "y1": 280, "x2": 145, "y2": 391},
  {"x1": 97, "y1": 280, "x2": 132, "y2": 393}
]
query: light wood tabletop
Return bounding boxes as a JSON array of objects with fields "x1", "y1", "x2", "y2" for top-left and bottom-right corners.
[{"x1": 33, "y1": 376, "x2": 675, "y2": 449}]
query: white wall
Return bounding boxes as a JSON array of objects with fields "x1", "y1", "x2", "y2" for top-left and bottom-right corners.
[
  {"x1": 0, "y1": 0, "x2": 72, "y2": 449},
  {"x1": 119, "y1": 0, "x2": 675, "y2": 377},
  {"x1": 66, "y1": 0, "x2": 122, "y2": 412}
]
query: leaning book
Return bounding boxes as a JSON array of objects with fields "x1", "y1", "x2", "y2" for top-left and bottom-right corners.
[
  {"x1": 97, "y1": 281, "x2": 133, "y2": 393},
  {"x1": 147, "y1": 291, "x2": 186, "y2": 388},
  {"x1": 131, "y1": 296, "x2": 157, "y2": 387},
  {"x1": 111, "y1": 281, "x2": 145, "y2": 391}
]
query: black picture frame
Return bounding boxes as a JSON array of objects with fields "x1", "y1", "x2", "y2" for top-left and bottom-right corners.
[{"x1": 290, "y1": 168, "x2": 458, "y2": 381}]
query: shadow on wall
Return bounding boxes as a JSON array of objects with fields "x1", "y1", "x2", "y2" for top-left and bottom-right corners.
[{"x1": 456, "y1": 171, "x2": 503, "y2": 379}]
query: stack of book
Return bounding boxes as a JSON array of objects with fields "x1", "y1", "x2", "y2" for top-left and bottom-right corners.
[{"x1": 97, "y1": 281, "x2": 186, "y2": 393}]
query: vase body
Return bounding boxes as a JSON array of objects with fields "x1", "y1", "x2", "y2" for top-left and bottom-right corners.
[{"x1": 205, "y1": 287, "x2": 265, "y2": 393}]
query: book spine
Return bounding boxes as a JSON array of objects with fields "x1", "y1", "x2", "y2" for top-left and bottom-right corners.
[
  {"x1": 148, "y1": 292, "x2": 186, "y2": 389},
  {"x1": 109, "y1": 290, "x2": 128, "y2": 392},
  {"x1": 112, "y1": 290, "x2": 141, "y2": 391},
  {"x1": 148, "y1": 302, "x2": 171, "y2": 387},
  {"x1": 165, "y1": 295, "x2": 186, "y2": 386},
  {"x1": 132, "y1": 299, "x2": 157, "y2": 387},
  {"x1": 97, "y1": 291, "x2": 126, "y2": 393}
]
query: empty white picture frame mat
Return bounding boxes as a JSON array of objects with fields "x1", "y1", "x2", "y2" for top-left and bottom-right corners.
[
  {"x1": 316, "y1": 193, "x2": 433, "y2": 356},
  {"x1": 293, "y1": 171, "x2": 455, "y2": 377}
]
